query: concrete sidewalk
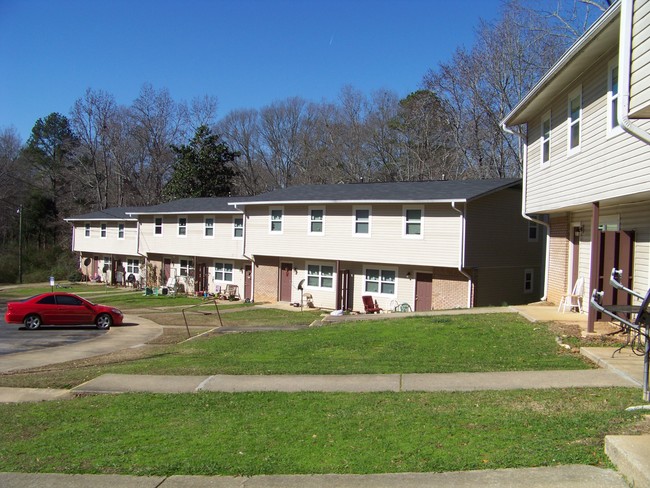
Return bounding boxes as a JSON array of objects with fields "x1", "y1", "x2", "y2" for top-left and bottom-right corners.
[{"x1": 0, "y1": 465, "x2": 631, "y2": 487}]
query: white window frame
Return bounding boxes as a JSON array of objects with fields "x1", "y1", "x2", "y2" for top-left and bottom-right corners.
[
  {"x1": 528, "y1": 220, "x2": 539, "y2": 242},
  {"x1": 204, "y1": 216, "x2": 215, "y2": 238},
  {"x1": 306, "y1": 263, "x2": 334, "y2": 289},
  {"x1": 84, "y1": 222, "x2": 91, "y2": 238},
  {"x1": 524, "y1": 268, "x2": 534, "y2": 294},
  {"x1": 403, "y1": 206, "x2": 424, "y2": 238},
  {"x1": 540, "y1": 111, "x2": 551, "y2": 168},
  {"x1": 270, "y1": 207, "x2": 283, "y2": 234},
  {"x1": 567, "y1": 86, "x2": 582, "y2": 155},
  {"x1": 100, "y1": 222, "x2": 107, "y2": 239},
  {"x1": 308, "y1": 206, "x2": 325, "y2": 235},
  {"x1": 353, "y1": 206, "x2": 371, "y2": 237},
  {"x1": 127, "y1": 258, "x2": 140, "y2": 275},
  {"x1": 233, "y1": 216, "x2": 244, "y2": 239},
  {"x1": 364, "y1": 267, "x2": 397, "y2": 296},
  {"x1": 214, "y1": 261, "x2": 234, "y2": 282},
  {"x1": 178, "y1": 216, "x2": 187, "y2": 237},
  {"x1": 179, "y1": 258, "x2": 194, "y2": 277},
  {"x1": 103, "y1": 256, "x2": 111, "y2": 274},
  {"x1": 118, "y1": 223, "x2": 125, "y2": 239},
  {"x1": 154, "y1": 217, "x2": 163, "y2": 237},
  {"x1": 607, "y1": 57, "x2": 623, "y2": 138}
]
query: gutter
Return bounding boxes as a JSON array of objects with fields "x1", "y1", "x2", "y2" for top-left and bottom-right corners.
[
  {"x1": 450, "y1": 202, "x2": 473, "y2": 308},
  {"x1": 501, "y1": 123, "x2": 550, "y2": 301},
  {"x1": 619, "y1": 0, "x2": 650, "y2": 144}
]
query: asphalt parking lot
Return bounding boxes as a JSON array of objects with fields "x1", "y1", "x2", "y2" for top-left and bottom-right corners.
[{"x1": 0, "y1": 314, "x2": 108, "y2": 356}]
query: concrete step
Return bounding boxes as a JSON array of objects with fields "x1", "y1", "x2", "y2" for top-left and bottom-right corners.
[{"x1": 606, "y1": 434, "x2": 650, "y2": 488}]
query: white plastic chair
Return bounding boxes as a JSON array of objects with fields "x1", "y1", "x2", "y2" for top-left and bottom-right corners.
[{"x1": 558, "y1": 276, "x2": 585, "y2": 313}]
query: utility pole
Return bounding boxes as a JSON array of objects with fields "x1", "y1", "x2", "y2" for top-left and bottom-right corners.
[{"x1": 18, "y1": 205, "x2": 23, "y2": 284}]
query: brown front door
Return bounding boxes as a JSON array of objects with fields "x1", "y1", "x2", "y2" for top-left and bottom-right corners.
[
  {"x1": 597, "y1": 231, "x2": 634, "y2": 320},
  {"x1": 280, "y1": 262, "x2": 293, "y2": 302},
  {"x1": 415, "y1": 273, "x2": 433, "y2": 311},
  {"x1": 244, "y1": 265, "x2": 252, "y2": 301}
]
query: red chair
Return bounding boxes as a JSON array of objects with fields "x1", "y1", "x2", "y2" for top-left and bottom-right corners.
[{"x1": 362, "y1": 295, "x2": 382, "y2": 314}]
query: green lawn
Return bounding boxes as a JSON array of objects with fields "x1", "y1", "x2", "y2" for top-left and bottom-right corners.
[
  {"x1": 106, "y1": 314, "x2": 591, "y2": 375},
  {"x1": 0, "y1": 388, "x2": 641, "y2": 476}
]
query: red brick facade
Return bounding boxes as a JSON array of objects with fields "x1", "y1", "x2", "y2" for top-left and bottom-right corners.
[
  {"x1": 432, "y1": 267, "x2": 472, "y2": 309},
  {"x1": 254, "y1": 256, "x2": 280, "y2": 303}
]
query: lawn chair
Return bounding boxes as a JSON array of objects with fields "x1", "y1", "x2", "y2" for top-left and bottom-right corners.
[
  {"x1": 164, "y1": 277, "x2": 177, "y2": 297},
  {"x1": 223, "y1": 284, "x2": 240, "y2": 300},
  {"x1": 558, "y1": 276, "x2": 585, "y2": 313},
  {"x1": 362, "y1": 295, "x2": 382, "y2": 314}
]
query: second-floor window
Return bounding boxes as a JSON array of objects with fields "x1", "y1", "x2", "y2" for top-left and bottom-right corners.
[
  {"x1": 204, "y1": 217, "x2": 214, "y2": 237},
  {"x1": 270, "y1": 208, "x2": 283, "y2": 233},
  {"x1": 100, "y1": 223, "x2": 107, "y2": 238},
  {"x1": 528, "y1": 221, "x2": 538, "y2": 242},
  {"x1": 154, "y1": 217, "x2": 163, "y2": 236},
  {"x1": 118, "y1": 223, "x2": 125, "y2": 239},
  {"x1": 84, "y1": 223, "x2": 91, "y2": 238},
  {"x1": 541, "y1": 112, "x2": 551, "y2": 166},
  {"x1": 214, "y1": 262, "x2": 233, "y2": 282},
  {"x1": 404, "y1": 208, "x2": 422, "y2": 236},
  {"x1": 608, "y1": 58, "x2": 621, "y2": 136},
  {"x1": 178, "y1": 217, "x2": 187, "y2": 236},
  {"x1": 354, "y1": 208, "x2": 370, "y2": 235},
  {"x1": 309, "y1": 208, "x2": 324, "y2": 234},
  {"x1": 568, "y1": 87, "x2": 581, "y2": 154},
  {"x1": 233, "y1": 217, "x2": 243, "y2": 238}
]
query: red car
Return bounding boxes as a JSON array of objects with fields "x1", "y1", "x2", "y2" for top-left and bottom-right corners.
[{"x1": 4, "y1": 292, "x2": 124, "y2": 330}]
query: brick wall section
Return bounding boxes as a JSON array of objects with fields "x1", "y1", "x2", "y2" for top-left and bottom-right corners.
[
  {"x1": 254, "y1": 255, "x2": 279, "y2": 303},
  {"x1": 432, "y1": 267, "x2": 472, "y2": 309},
  {"x1": 548, "y1": 215, "x2": 569, "y2": 305}
]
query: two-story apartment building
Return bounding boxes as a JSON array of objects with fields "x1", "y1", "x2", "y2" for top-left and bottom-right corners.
[
  {"x1": 502, "y1": 0, "x2": 650, "y2": 331},
  {"x1": 231, "y1": 179, "x2": 543, "y2": 312},
  {"x1": 66, "y1": 178, "x2": 544, "y2": 312}
]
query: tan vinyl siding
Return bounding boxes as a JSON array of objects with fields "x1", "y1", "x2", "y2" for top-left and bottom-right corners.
[
  {"x1": 526, "y1": 50, "x2": 650, "y2": 214},
  {"x1": 245, "y1": 203, "x2": 461, "y2": 267},
  {"x1": 138, "y1": 215, "x2": 244, "y2": 259},
  {"x1": 547, "y1": 215, "x2": 570, "y2": 305},
  {"x1": 630, "y1": 0, "x2": 650, "y2": 116},
  {"x1": 72, "y1": 222, "x2": 138, "y2": 255}
]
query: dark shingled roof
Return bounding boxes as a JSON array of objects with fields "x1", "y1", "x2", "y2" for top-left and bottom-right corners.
[
  {"x1": 232, "y1": 178, "x2": 521, "y2": 205},
  {"x1": 65, "y1": 207, "x2": 141, "y2": 222},
  {"x1": 127, "y1": 197, "x2": 244, "y2": 215}
]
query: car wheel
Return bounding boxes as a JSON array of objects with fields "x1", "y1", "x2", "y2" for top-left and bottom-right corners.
[
  {"x1": 95, "y1": 313, "x2": 112, "y2": 329},
  {"x1": 24, "y1": 314, "x2": 41, "y2": 330}
]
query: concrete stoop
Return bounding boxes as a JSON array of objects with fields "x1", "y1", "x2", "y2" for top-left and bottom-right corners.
[{"x1": 606, "y1": 435, "x2": 650, "y2": 487}]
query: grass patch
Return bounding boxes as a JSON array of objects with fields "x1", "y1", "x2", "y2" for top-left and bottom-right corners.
[{"x1": 0, "y1": 388, "x2": 641, "y2": 476}]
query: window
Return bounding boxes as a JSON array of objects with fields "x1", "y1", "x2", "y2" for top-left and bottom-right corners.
[
  {"x1": 103, "y1": 256, "x2": 111, "y2": 273},
  {"x1": 178, "y1": 217, "x2": 187, "y2": 236},
  {"x1": 100, "y1": 223, "x2": 107, "y2": 238},
  {"x1": 528, "y1": 221, "x2": 538, "y2": 242},
  {"x1": 541, "y1": 112, "x2": 551, "y2": 166},
  {"x1": 214, "y1": 262, "x2": 233, "y2": 282},
  {"x1": 524, "y1": 269, "x2": 534, "y2": 294},
  {"x1": 84, "y1": 223, "x2": 91, "y2": 238},
  {"x1": 365, "y1": 268, "x2": 396, "y2": 295},
  {"x1": 204, "y1": 217, "x2": 214, "y2": 237},
  {"x1": 608, "y1": 58, "x2": 622, "y2": 136},
  {"x1": 404, "y1": 207, "x2": 423, "y2": 236},
  {"x1": 354, "y1": 207, "x2": 370, "y2": 235},
  {"x1": 118, "y1": 223, "x2": 125, "y2": 239},
  {"x1": 154, "y1": 217, "x2": 163, "y2": 236},
  {"x1": 233, "y1": 217, "x2": 244, "y2": 238},
  {"x1": 307, "y1": 264, "x2": 334, "y2": 288},
  {"x1": 270, "y1": 208, "x2": 283, "y2": 233},
  {"x1": 180, "y1": 259, "x2": 194, "y2": 277},
  {"x1": 37, "y1": 295, "x2": 56, "y2": 305},
  {"x1": 127, "y1": 259, "x2": 140, "y2": 274},
  {"x1": 56, "y1": 295, "x2": 84, "y2": 306},
  {"x1": 567, "y1": 87, "x2": 582, "y2": 154},
  {"x1": 309, "y1": 207, "x2": 324, "y2": 234}
]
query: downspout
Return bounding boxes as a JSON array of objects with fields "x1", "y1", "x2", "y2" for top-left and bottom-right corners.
[
  {"x1": 619, "y1": 0, "x2": 650, "y2": 144},
  {"x1": 501, "y1": 122, "x2": 550, "y2": 301},
  {"x1": 135, "y1": 220, "x2": 148, "y2": 286},
  {"x1": 451, "y1": 202, "x2": 473, "y2": 308}
]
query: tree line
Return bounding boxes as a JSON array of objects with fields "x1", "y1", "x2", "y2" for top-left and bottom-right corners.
[{"x1": 0, "y1": 0, "x2": 610, "y2": 283}]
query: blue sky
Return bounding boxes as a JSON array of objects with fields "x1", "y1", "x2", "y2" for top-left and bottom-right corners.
[{"x1": 0, "y1": 0, "x2": 502, "y2": 142}]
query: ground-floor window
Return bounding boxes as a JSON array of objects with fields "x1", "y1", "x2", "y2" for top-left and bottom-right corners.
[
  {"x1": 127, "y1": 258, "x2": 139, "y2": 274},
  {"x1": 524, "y1": 268, "x2": 534, "y2": 293},
  {"x1": 180, "y1": 259, "x2": 194, "y2": 277},
  {"x1": 214, "y1": 262, "x2": 233, "y2": 282},
  {"x1": 307, "y1": 264, "x2": 334, "y2": 288},
  {"x1": 365, "y1": 268, "x2": 396, "y2": 295}
]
